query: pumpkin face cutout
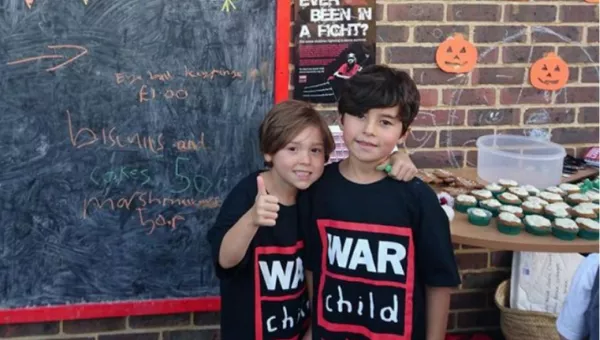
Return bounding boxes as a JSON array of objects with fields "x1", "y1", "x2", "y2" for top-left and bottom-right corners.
[
  {"x1": 436, "y1": 33, "x2": 478, "y2": 73},
  {"x1": 529, "y1": 53, "x2": 569, "y2": 91}
]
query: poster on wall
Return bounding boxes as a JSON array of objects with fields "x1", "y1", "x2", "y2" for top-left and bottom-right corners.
[{"x1": 293, "y1": 0, "x2": 376, "y2": 103}]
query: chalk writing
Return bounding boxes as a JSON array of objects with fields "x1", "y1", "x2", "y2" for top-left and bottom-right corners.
[
  {"x1": 221, "y1": 0, "x2": 237, "y2": 12},
  {"x1": 175, "y1": 134, "x2": 207, "y2": 152},
  {"x1": 138, "y1": 85, "x2": 188, "y2": 102},
  {"x1": 172, "y1": 157, "x2": 214, "y2": 194},
  {"x1": 90, "y1": 166, "x2": 151, "y2": 187},
  {"x1": 6, "y1": 45, "x2": 88, "y2": 72},
  {"x1": 137, "y1": 208, "x2": 185, "y2": 235}
]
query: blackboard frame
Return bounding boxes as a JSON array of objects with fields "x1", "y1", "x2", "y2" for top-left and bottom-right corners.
[{"x1": 0, "y1": 0, "x2": 291, "y2": 325}]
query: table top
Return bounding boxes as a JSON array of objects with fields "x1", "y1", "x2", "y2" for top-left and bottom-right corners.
[{"x1": 436, "y1": 167, "x2": 599, "y2": 252}]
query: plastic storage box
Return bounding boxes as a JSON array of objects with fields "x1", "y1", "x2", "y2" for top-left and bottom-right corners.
[{"x1": 476, "y1": 135, "x2": 566, "y2": 189}]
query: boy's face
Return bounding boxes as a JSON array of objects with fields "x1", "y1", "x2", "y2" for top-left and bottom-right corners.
[
  {"x1": 264, "y1": 126, "x2": 326, "y2": 190},
  {"x1": 340, "y1": 107, "x2": 407, "y2": 165}
]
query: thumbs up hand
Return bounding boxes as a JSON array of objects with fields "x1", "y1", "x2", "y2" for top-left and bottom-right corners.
[{"x1": 252, "y1": 175, "x2": 280, "y2": 227}]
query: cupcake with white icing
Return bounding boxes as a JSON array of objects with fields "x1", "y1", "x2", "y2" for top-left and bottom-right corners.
[
  {"x1": 552, "y1": 218, "x2": 579, "y2": 241},
  {"x1": 522, "y1": 200, "x2": 544, "y2": 215},
  {"x1": 559, "y1": 183, "x2": 581, "y2": 195},
  {"x1": 585, "y1": 190, "x2": 599, "y2": 204},
  {"x1": 524, "y1": 215, "x2": 552, "y2": 236},
  {"x1": 467, "y1": 207, "x2": 493, "y2": 226},
  {"x1": 471, "y1": 189, "x2": 493, "y2": 201},
  {"x1": 499, "y1": 205, "x2": 524, "y2": 218},
  {"x1": 497, "y1": 212, "x2": 524, "y2": 235},
  {"x1": 498, "y1": 179, "x2": 518, "y2": 189},
  {"x1": 479, "y1": 198, "x2": 502, "y2": 217},
  {"x1": 498, "y1": 192, "x2": 522, "y2": 206},
  {"x1": 544, "y1": 203, "x2": 571, "y2": 221},
  {"x1": 526, "y1": 196, "x2": 549, "y2": 206},
  {"x1": 508, "y1": 186, "x2": 530, "y2": 199},
  {"x1": 566, "y1": 193, "x2": 591, "y2": 206},
  {"x1": 577, "y1": 202, "x2": 600, "y2": 214},
  {"x1": 570, "y1": 204, "x2": 598, "y2": 219},
  {"x1": 485, "y1": 183, "x2": 505, "y2": 197},
  {"x1": 575, "y1": 217, "x2": 599, "y2": 240},
  {"x1": 538, "y1": 191, "x2": 564, "y2": 203},
  {"x1": 455, "y1": 194, "x2": 478, "y2": 213},
  {"x1": 523, "y1": 184, "x2": 540, "y2": 196},
  {"x1": 545, "y1": 186, "x2": 566, "y2": 197}
]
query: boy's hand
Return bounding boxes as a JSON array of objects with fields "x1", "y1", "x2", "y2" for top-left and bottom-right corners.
[
  {"x1": 252, "y1": 176, "x2": 279, "y2": 227},
  {"x1": 377, "y1": 151, "x2": 417, "y2": 182}
]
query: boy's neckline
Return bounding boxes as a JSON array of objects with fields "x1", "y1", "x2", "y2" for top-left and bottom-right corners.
[{"x1": 336, "y1": 160, "x2": 387, "y2": 186}]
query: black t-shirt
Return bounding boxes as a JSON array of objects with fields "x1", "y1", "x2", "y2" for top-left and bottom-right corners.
[
  {"x1": 299, "y1": 162, "x2": 460, "y2": 340},
  {"x1": 206, "y1": 171, "x2": 310, "y2": 340}
]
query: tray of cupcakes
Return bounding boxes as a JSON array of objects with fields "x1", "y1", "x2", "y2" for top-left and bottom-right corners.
[{"x1": 453, "y1": 179, "x2": 599, "y2": 241}]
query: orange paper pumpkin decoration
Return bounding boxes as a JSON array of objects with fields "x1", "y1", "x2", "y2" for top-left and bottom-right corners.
[
  {"x1": 584, "y1": 0, "x2": 599, "y2": 4},
  {"x1": 529, "y1": 53, "x2": 569, "y2": 91},
  {"x1": 436, "y1": 33, "x2": 478, "y2": 74}
]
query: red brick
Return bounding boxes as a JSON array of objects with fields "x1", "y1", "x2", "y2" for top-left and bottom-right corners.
[
  {"x1": 567, "y1": 66, "x2": 578, "y2": 84},
  {"x1": 414, "y1": 68, "x2": 469, "y2": 85},
  {"x1": 163, "y1": 329, "x2": 220, "y2": 340},
  {"x1": 471, "y1": 67, "x2": 525, "y2": 85},
  {"x1": 558, "y1": 46, "x2": 599, "y2": 64},
  {"x1": 578, "y1": 107, "x2": 600, "y2": 124},
  {"x1": 457, "y1": 309, "x2": 501, "y2": 328},
  {"x1": 474, "y1": 25, "x2": 527, "y2": 43},
  {"x1": 442, "y1": 89, "x2": 496, "y2": 106},
  {"x1": 566, "y1": 86, "x2": 599, "y2": 103},
  {"x1": 456, "y1": 252, "x2": 488, "y2": 270},
  {"x1": 447, "y1": 312, "x2": 456, "y2": 330},
  {"x1": 376, "y1": 25, "x2": 409, "y2": 43},
  {"x1": 532, "y1": 26, "x2": 582, "y2": 43},
  {"x1": 552, "y1": 127, "x2": 600, "y2": 144},
  {"x1": 0, "y1": 322, "x2": 59, "y2": 338},
  {"x1": 523, "y1": 107, "x2": 575, "y2": 125},
  {"x1": 461, "y1": 271, "x2": 510, "y2": 289},
  {"x1": 505, "y1": 5, "x2": 557, "y2": 22},
  {"x1": 413, "y1": 109, "x2": 466, "y2": 127},
  {"x1": 490, "y1": 251, "x2": 513, "y2": 268},
  {"x1": 466, "y1": 150, "x2": 478, "y2": 167},
  {"x1": 477, "y1": 46, "x2": 499, "y2": 64},
  {"x1": 451, "y1": 291, "x2": 488, "y2": 310},
  {"x1": 376, "y1": 3, "x2": 384, "y2": 21},
  {"x1": 582, "y1": 67, "x2": 600, "y2": 83},
  {"x1": 439, "y1": 129, "x2": 494, "y2": 147},
  {"x1": 468, "y1": 109, "x2": 520, "y2": 126},
  {"x1": 502, "y1": 46, "x2": 554, "y2": 64},
  {"x1": 411, "y1": 150, "x2": 465, "y2": 168},
  {"x1": 500, "y1": 88, "x2": 552, "y2": 105},
  {"x1": 388, "y1": 3, "x2": 443, "y2": 21},
  {"x1": 448, "y1": 4, "x2": 501, "y2": 22},
  {"x1": 419, "y1": 89, "x2": 438, "y2": 107},
  {"x1": 387, "y1": 46, "x2": 435, "y2": 64},
  {"x1": 193, "y1": 312, "x2": 221, "y2": 326},
  {"x1": 99, "y1": 334, "x2": 159, "y2": 340},
  {"x1": 560, "y1": 5, "x2": 599, "y2": 23},
  {"x1": 414, "y1": 25, "x2": 469, "y2": 43},
  {"x1": 406, "y1": 130, "x2": 436, "y2": 148},
  {"x1": 129, "y1": 314, "x2": 190, "y2": 328},
  {"x1": 63, "y1": 318, "x2": 126, "y2": 334},
  {"x1": 589, "y1": 27, "x2": 599, "y2": 43}
]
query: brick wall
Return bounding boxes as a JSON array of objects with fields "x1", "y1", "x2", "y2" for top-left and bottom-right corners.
[{"x1": 1, "y1": 1, "x2": 597, "y2": 339}]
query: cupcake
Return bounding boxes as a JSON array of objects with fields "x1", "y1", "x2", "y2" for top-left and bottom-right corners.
[
  {"x1": 570, "y1": 204, "x2": 598, "y2": 219},
  {"x1": 578, "y1": 202, "x2": 600, "y2": 214},
  {"x1": 526, "y1": 196, "x2": 549, "y2": 206},
  {"x1": 479, "y1": 198, "x2": 502, "y2": 216},
  {"x1": 544, "y1": 203, "x2": 571, "y2": 221},
  {"x1": 499, "y1": 205, "x2": 524, "y2": 218},
  {"x1": 546, "y1": 186, "x2": 566, "y2": 197},
  {"x1": 522, "y1": 200, "x2": 544, "y2": 215},
  {"x1": 508, "y1": 186, "x2": 529, "y2": 199},
  {"x1": 559, "y1": 183, "x2": 580, "y2": 195},
  {"x1": 566, "y1": 193, "x2": 590, "y2": 206},
  {"x1": 538, "y1": 191, "x2": 564, "y2": 203},
  {"x1": 575, "y1": 217, "x2": 599, "y2": 240},
  {"x1": 485, "y1": 183, "x2": 505, "y2": 197},
  {"x1": 498, "y1": 179, "x2": 518, "y2": 189},
  {"x1": 585, "y1": 190, "x2": 599, "y2": 204},
  {"x1": 523, "y1": 215, "x2": 552, "y2": 236},
  {"x1": 497, "y1": 212, "x2": 524, "y2": 235},
  {"x1": 467, "y1": 207, "x2": 493, "y2": 227},
  {"x1": 471, "y1": 189, "x2": 493, "y2": 201},
  {"x1": 498, "y1": 192, "x2": 522, "y2": 206},
  {"x1": 552, "y1": 218, "x2": 579, "y2": 241},
  {"x1": 455, "y1": 194, "x2": 478, "y2": 213},
  {"x1": 522, "y1": 184, "x2": 540, "y2": 196}
]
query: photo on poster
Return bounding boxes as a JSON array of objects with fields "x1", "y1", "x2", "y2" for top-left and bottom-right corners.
[{"x1": 292, "y1": 0, "x2": 376, "y2": 104}]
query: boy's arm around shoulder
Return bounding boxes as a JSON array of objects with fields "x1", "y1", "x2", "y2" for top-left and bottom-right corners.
[{"x1": 408, "y1": 179, "x2": 460, "y2": 340}]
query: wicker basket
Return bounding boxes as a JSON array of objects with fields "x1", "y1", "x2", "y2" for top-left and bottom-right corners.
[{"x1": 494, "y1": 280, "x2": 560, "y2": 340}]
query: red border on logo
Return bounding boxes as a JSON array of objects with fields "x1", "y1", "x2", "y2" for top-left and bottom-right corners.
[
  {"x1": 316, "y1": 219, "x2": 414, "y2": 340},
  {"x1": 254, "y1": 241, "x2": 306, "y2": 340}
]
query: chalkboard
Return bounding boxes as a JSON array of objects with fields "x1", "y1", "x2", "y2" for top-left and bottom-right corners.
[{"x1": 0, "y1": 0, "x2": 289, "y2": 322}]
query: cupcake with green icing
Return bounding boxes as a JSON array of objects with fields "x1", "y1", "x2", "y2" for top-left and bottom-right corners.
[
  {"x1": 497, "y1": 212, "x2": 524, "y2": 235},
  {"x1": 575, "y1": 217, "x2": 599, "y2": 240},
  {"x1": 455, "y1": 194, "x2": 478, "y2": 213},
  {"x1": 467, "y1": 207, "x2": 493, "y2": 227},
  {"x1": 552, "y1": 218, "x2": 579, "y2": 241},
  {"x1": 523, "y1": 215, "x2": 552, "y2": 236}
]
